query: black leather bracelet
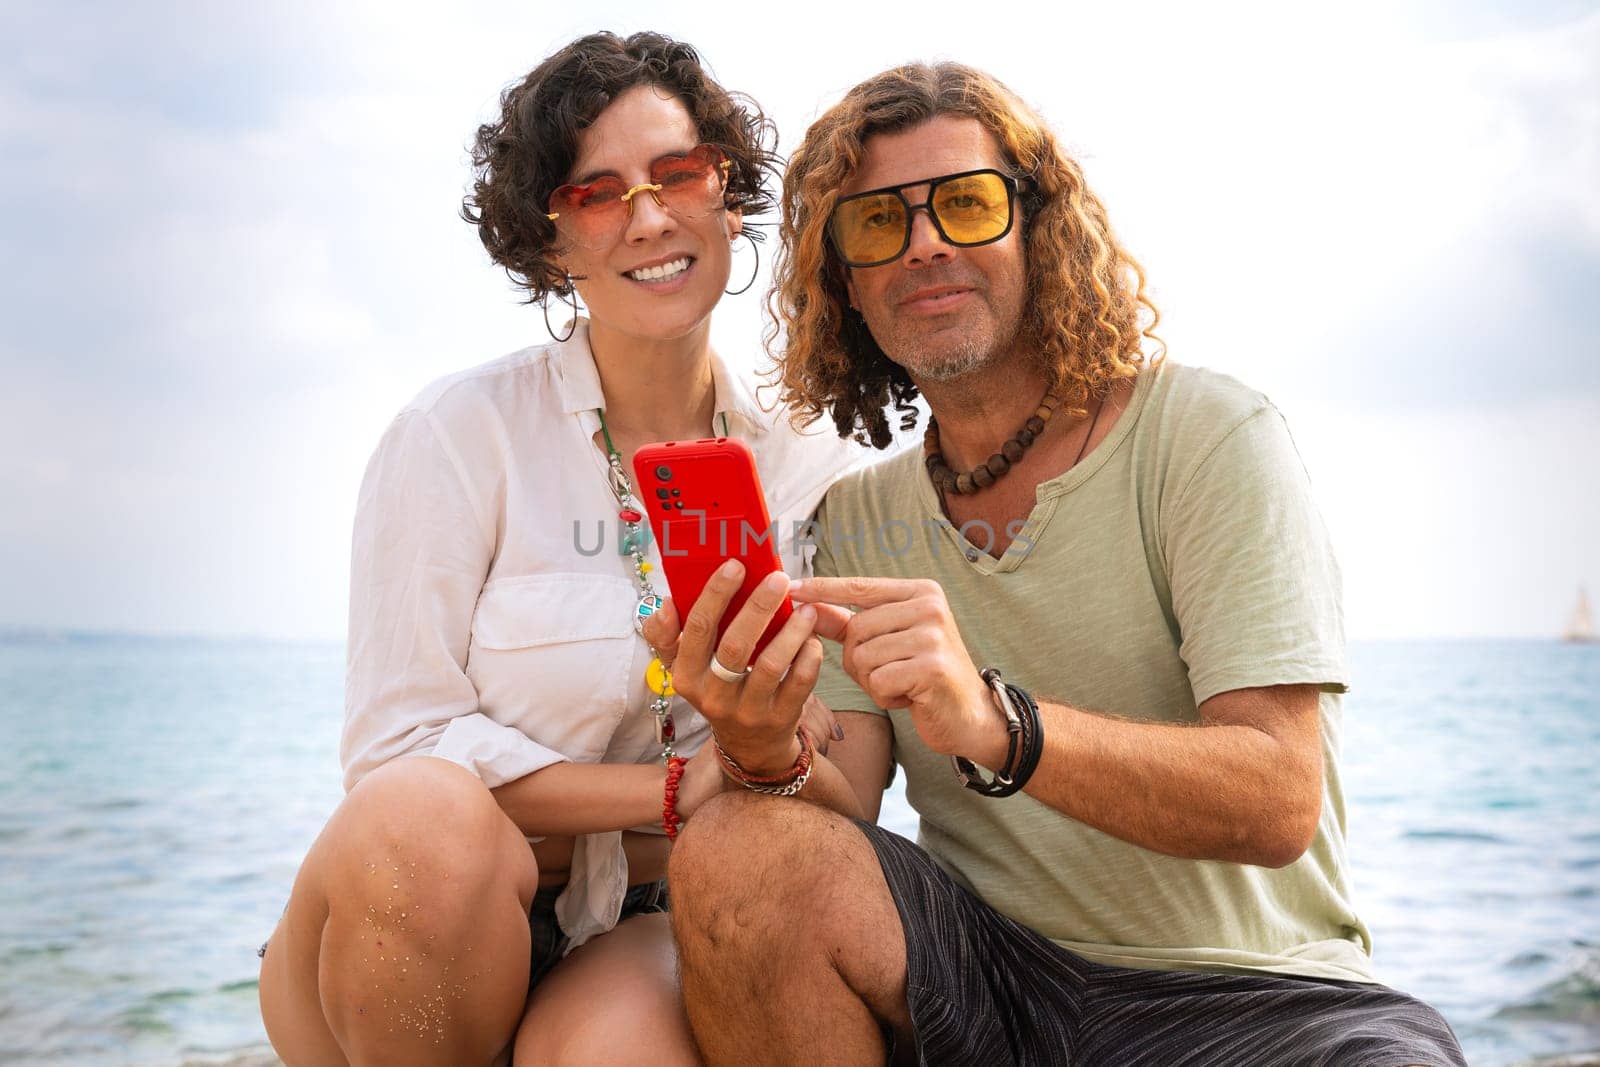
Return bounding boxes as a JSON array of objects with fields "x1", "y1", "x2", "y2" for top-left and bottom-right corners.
[
  {"x1": 985, "y1": 668, "x2": 1023, "y2": 778},
  {"x1": 1003, "y1": 682, "x2": 1044, "y2": 792},
  {"x1": 952, "y1": 668, "x2": 1028, "y2": 798}
]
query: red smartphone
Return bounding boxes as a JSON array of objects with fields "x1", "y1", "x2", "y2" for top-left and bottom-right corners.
[{"x1": 632, "y1": 437, "x2": 793, "y2": 659}]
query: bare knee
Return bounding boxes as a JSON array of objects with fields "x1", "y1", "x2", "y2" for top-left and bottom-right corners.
[
  {"x1": 323, "y1": 755, "x2": 539, "y2": 911},
  {"x1": 667, "y1": 797, "x2": 912, "y2": 1055},
  {"x1": 669, "y1": 792, "x2": 858, "y2": 943},
  {"x1": 669, "y1": 791, "x2": 808, "y2": 901},
  {"x1": 262, "y1": 757, "x2": 538, "y2": 1065},
  {"x1": 341, "y1": 757, "x2": 535, "y2": 875}
]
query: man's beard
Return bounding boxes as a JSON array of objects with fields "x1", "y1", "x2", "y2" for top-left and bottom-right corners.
[
  {"x1": 902, "y1": 334, "x2": 993, "y2": 383},
  {"x1": 866, "y1": 300, "x2": 1019, "y2": 385},
  {"x1": 861, "y1": 266, "x2": 1026, "y2": 385}
]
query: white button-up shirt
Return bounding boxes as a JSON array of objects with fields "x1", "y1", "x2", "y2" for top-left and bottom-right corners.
[{"x1": 341, "y1": 322, "x2": 863, "y2": 949}]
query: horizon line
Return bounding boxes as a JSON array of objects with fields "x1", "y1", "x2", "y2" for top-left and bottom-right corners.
[{"x1": 0, "y1": 623, "x2": 1586, "y2": 648}]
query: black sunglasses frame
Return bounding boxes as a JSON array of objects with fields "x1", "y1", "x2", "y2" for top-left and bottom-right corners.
[{"x1": 829, "y1": 168, "x2": 1024, "y2": 268}]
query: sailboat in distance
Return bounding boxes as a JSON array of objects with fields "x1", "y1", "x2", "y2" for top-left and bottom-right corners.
[{"x1": 1565, "y1": 587, "x2": 1598, "y2": 644}]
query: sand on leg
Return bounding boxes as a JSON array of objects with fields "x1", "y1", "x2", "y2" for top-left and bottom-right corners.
[{"x1": 258, "y1": 756, "x2": 539, "y2": 1066}]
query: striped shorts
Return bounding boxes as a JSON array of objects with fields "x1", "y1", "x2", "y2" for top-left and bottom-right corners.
[{"x1": 857, "y1": 821, "x2": 1467, "y2": 1067}]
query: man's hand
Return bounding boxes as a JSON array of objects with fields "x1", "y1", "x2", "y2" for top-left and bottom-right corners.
[
  {"x1": 789, "y1": 576, "x2": 1004, "y2": 766},
  {"x1": 642, "y1": 561, "x2": 825, "y2": 776}
]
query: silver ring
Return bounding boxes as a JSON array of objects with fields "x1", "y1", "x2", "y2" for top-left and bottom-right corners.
[{"x1": 709, "y1": 656, "x2": 749, "y2": 684}]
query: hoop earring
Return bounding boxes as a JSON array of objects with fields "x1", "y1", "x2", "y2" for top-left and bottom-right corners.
[
  {"x1": 724, "y1": 232, "x2": 760, "y2": 296},
  {"x1": 542, "y1": 280, "x2": 579, "y2": 342}
]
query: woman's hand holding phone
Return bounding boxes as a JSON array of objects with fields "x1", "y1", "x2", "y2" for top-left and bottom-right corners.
[{"x1": 643, "y1": 559, "x2": 836, "y2": 778}]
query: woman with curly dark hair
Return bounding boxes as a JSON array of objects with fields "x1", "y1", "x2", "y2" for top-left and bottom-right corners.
[{"x1": 257, "y1": 32, "x2": 859, "y2": 1065}]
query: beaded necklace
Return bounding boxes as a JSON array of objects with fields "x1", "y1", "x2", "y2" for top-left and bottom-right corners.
[
  {"x1": 594, "y1": 407, "x2": 730, "y2": 764},
  {"x1": 923, "y1": 388, "x2": 1103, "y2": 497},
  {"x1": 923, "y1": 385, "x2": 1063, "y2": 495}
]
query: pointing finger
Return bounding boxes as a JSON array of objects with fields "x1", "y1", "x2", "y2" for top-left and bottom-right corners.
[{"x1": 788, "y1": 576, "x2": 930, "y2": 609}]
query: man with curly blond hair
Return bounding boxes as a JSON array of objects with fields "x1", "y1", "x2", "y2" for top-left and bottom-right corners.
[{"x1": 655, "y1": 62, "x2": 1465, "y2": 1065}]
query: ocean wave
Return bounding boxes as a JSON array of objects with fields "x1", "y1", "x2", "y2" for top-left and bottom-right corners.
[
  {"x1": 115, "y1": 1002, "x2": 177, "y2": 1035},
  {"x1": 1509, "y1": 951, "x2": 1556, "y2": 969},
  {"x1": 1496, "y1": 951, "x2": 1600, "y2": 1024},
  {"x1": 1401, "y1": 828, "x2": 1509, "y2": 844},
  {"x1": 80, "y1": 796, "x2": 144, "y2": 812},
  {"x1": 2, "y1": 941, "x2": 72, "y2": 963},
  {"x1": 177, "y1": 1044, "x2": 280, "y2": 1067}
]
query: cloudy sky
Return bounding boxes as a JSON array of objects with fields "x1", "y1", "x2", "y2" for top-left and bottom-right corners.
[{"x1": 1, "y1": 0, "x2": 1595, "y2": 642}]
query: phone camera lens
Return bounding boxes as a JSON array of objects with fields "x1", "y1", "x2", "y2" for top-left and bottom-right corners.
[{"x1": 655, "y1": 465, "x2": 672, "y2": 481}]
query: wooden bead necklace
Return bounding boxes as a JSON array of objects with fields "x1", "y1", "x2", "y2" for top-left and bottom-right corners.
[{"x1": 923, "y1": 385, "x2": 1071, "y2": 495}]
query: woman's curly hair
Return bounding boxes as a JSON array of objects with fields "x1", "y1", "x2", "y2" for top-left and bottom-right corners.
[
  {"x1": 771, "y1": 62, "x2": 1163, "y2": 448},
  {"x1": 462, "y1": 31, "x2": 779, "y2": 304}
]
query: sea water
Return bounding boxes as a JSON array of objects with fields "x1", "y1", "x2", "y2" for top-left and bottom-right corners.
[{"x1": 0, "y1": 635, "x2": 1596, "y2": 1065}]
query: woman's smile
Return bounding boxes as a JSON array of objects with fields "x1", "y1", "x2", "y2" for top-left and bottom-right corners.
[{"x1": 625, "y1": 254, "x2": 696, "y2": 288}]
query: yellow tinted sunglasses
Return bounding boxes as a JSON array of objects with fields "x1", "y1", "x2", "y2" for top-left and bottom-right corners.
[{"x1": 829, "y1": 168, "x2": 1023, "y2": 268}]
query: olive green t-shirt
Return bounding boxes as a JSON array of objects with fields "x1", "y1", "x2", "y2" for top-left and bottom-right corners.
[{"x1": 812, "y1": 361, "x2": 1375, "y2": 983}]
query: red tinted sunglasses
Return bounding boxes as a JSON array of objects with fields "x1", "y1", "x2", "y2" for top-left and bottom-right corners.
[{"x1": 546, "y1": 144, "x2": 732, "y2": 249}]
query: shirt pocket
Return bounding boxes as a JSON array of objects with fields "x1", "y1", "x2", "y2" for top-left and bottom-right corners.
[{"x1": 466, "y1": 573, "x2": 638, "y2": 759}]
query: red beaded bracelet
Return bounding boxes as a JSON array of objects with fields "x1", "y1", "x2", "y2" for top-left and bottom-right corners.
[{"x1": 662, "y1": 755, "x2": 687, "y2": 840}]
